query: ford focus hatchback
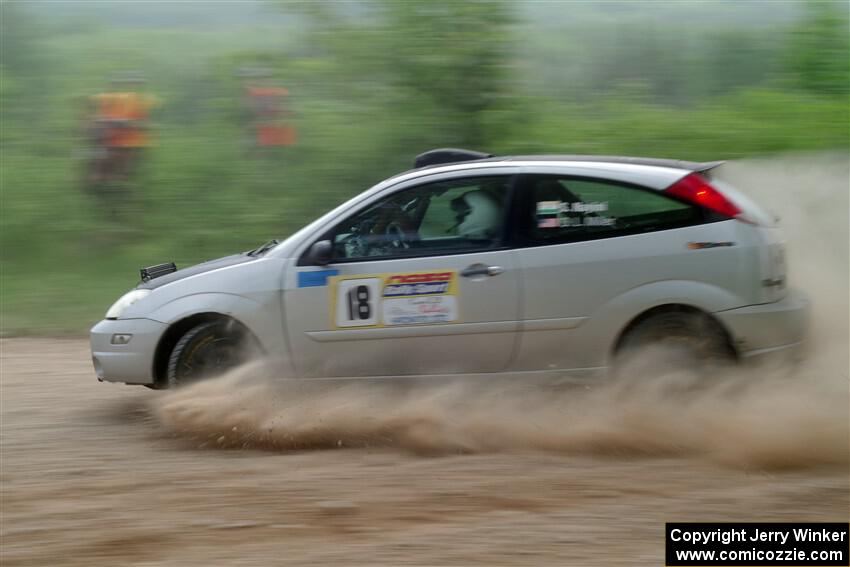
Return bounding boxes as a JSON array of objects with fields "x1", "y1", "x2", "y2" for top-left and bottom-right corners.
[{"x1": 90, "y1": 149, "x2": 808, "y2": 388}]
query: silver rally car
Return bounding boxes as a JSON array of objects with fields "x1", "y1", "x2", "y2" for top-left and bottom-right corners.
[{"x1": 90, "y1": 149, "x2": 808, "y2": 388}]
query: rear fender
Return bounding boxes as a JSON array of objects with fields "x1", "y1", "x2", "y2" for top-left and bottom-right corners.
[{"x1": 574, "y1": 280, "x2": 743, "y2": 367}]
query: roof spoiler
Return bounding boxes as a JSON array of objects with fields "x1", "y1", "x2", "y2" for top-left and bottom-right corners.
[
  {"x1": 695, "y1": 160, "x2": 726, "y2": 173},
  {"x1": 414, "y1": 148, "x2": 492, "y2": 169}
]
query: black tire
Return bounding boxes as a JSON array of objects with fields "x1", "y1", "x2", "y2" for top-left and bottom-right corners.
[
  {"x1": 166, "y1": 320, "x2": 253, "y2": 388},
  {"x1": 614, "y1": 310, "x2": 735, "y2": 378}
]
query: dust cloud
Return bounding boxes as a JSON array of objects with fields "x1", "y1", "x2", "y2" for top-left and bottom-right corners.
[{"x1": 153, "y1": 154, "x2": 849, "y2": 470}]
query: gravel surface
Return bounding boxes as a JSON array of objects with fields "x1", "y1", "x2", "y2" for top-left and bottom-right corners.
[{"x1": 2, "y1": 338, "x2": 847, "y2": 566}]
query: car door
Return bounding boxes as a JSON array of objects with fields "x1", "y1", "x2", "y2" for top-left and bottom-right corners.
[{"x1": 284, "y1": 172, "x2": 521, "y2": 378}]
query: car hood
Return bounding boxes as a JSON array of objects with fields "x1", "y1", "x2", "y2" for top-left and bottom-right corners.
[{"x1": 136, "y1": 253, "x2": 257, "y2": 290}]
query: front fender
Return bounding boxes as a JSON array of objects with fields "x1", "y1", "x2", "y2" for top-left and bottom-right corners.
[
  {"x1": 145, "y1": 292, "x2": 287, "y2": 360},
  {"x1": 147, "y1": 292, "x2": 261, "y2": 323}
]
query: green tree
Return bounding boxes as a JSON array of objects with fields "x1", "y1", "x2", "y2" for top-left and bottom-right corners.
[
  {"x1": 785, "y1": 1, "x2": 850, "y2": 95},
  {"x1": 380, "y1": 0, "x2": 513, "y2": 146},
  {"x1": 287, "y1": 0, "x2": 513, "y2": 148}
]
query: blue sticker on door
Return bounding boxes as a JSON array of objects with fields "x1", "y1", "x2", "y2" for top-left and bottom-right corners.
[{"x1": 297, "y1": 269, "x2": 340, "y2": 288}]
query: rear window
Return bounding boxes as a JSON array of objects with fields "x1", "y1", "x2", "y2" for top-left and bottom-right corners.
[{"x1": 519, "y1": 176, "x2": 704, "y2": 244}]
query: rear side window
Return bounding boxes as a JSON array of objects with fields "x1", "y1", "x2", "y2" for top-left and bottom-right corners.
[{"x1": 518, "y1": 175, "x2": 703, "y2": 244}]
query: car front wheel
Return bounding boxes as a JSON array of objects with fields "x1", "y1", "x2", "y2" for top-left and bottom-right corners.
[{"x1": 166, "y1": 320, "x2": 253, "y2": 388}]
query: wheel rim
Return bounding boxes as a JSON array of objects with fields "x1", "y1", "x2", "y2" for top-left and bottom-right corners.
[{"x1": 177, "y1": 335, "x2": 242, "y2": 382}]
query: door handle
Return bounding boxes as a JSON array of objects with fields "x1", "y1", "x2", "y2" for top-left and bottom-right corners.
[{"x1": 461, "y1": 264, "x2": 505, "y2": 278}]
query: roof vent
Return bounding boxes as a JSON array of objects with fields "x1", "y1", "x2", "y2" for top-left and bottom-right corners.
[{"x1": 414, "y1": 148, "x2": 493, "y2": 169}]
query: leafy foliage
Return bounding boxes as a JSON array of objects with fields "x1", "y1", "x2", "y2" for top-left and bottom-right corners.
[
  {"x1": 785, "y1": 2, "x2": 850, "y2": 95},
  {"x1": 0, "y1": 1, "x2": 847, "y2": 332}
]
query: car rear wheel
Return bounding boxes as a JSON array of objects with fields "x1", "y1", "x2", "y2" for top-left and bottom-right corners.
[
  {"x1": 614, "y1": 310, "x2": 735, "y2": 378},
  {"x1": 166, "y1": 320, "x2": 252, "y2": 388}
]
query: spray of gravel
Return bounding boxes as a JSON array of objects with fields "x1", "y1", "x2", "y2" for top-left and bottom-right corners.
[{"x1": 153, "y1": 153, "x2": 849, "y2": 469}]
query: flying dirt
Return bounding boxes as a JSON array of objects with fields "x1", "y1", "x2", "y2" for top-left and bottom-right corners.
[
  {"x1": 155, "y1": 357, "x2": 848, "y2": 470},
  {"x1": 2, "y1": 154, "x2": 848, "y2": 566}
]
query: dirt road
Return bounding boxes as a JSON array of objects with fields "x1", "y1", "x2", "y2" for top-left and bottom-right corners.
[{"x1": 1, "y1": 338, "x2": 847, "y2": 567}]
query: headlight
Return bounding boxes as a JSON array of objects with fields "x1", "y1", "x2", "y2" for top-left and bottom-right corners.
[{"x1": 106, "y1": 289, "x2": 151, "y2": 319}]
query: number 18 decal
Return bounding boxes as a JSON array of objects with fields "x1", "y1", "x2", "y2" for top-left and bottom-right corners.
[{"x1": 334, "y1": 278, "x2": 380, "y2": 327}]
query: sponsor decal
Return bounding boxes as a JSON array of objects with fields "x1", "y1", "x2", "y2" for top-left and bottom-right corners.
[
  {"x1": 537, "y1": 217, "x2": 560, "y2": 229},
  {"x1": 536, "y1": 200, "x2": 562, "y2": 215},
  {"x1": 329, "y1": 270, "x2": 459, "y2": 328},
  {"x1": 383, "y1": 295, "x2": 457, "y2": 326},
  {"x1": 566, "y1": 201, "x2": 608, "y2": 213},
  {"x1": 535, "y1": 200, "x2": 614, "y2": 229},
  {"x1": 383, "y1": 272, "x2": 453, "y2": 297}
]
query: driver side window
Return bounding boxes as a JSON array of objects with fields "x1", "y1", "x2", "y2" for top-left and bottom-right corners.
[{"x1": 331, "y1": 176, "x2": 511, "y2": 261}]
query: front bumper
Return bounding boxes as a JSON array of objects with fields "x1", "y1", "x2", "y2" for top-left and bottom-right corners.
[
  {"x1": 715, "y1": 290, "x2": 810, "y2": 363},
  {"x1": 90, "y1": 318, "x2": 168, "y2": 385}
]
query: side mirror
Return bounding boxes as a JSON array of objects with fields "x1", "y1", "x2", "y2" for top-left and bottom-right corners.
[{"x1": 305, "y1": 240, "x2": 332, "y2": 266}]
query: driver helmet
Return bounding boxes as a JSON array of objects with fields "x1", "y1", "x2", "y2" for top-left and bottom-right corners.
[{"x1": 452, "y1": 190, "x2": 501, "y2": 240}]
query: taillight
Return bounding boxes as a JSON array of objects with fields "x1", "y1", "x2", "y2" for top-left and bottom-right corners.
[{"x1": 665, "y1": 173, "x2": 745, "y2": 220}]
